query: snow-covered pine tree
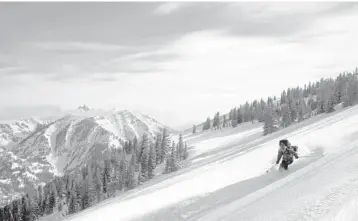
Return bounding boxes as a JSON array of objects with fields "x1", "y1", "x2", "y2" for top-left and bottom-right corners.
[
  {"x1": 102, "y1": 160, "x2": 111, "y2": 199},
  {"x1": 148, "y1": 142, "x2": 157, "y2": 179},
  {"x1": 164, "y1": 156, "x2": 171, "y2": 174},
  {"x1": 12, "y1": 199, "x2": 20, "y2": 221},
  {"x1": 183, "y1": 143, "x2": 189, "y2": 160},
  {"x1": 222, "y1": 115, "x2": 227, "y2": 128},
  {"x1": 169, "y1": 141, "x2": 180, "y2": 172},
  {"x1": 280, "y1": 104, "x2": 291, "y2": 128},
  {"x1": 192, "y1": 124, "x2": 196, "y2": 134},
  {"x1": 138, "y1": 133, "x2": 148, "y2": 163},
  {"x1": 139, "y1": 135, "x2": 149, "y2": 183},
  {"x1": 0, "y1": 207, "x2": 4, "y2": 221},
  {"x1": 94, "y1": 166, "x2": 103, "y2": 203},
  {"x1": 36, "y1": 185, "x2": 44, "y2": 216},
  {"x1": 3, "y1": 205, "x2": 11, "y2": 221},
  {"x1": 155, "y1": 134, "x2": 162, "y2": 164},
  {"x1": 202, "y1": 117, "x2": 211, "y2": 130},
  {"x1": 74, "y1": 182, "x2": 82, "y2": 212},
  {"x1": 178, "y1": 133, "x2": 184, "y2": 160},
  {"x1": 231, "y1": 108, "x2": 237, "y2": 127},
  {"x1": 68, "y1": 191, "x2": 76, "y2": 214},
  {"x1": 21, "y1": 195, "x2": 32, "y2": 221},
  {"x1": 263, "y1": 106, "x2": 279, "y2": 135},
  {"x1": 161, "y1": 128, "x2": 170, "y2": 164},
  {"x1": 126, "y1": 153, "x2": 137, "y2": 189},
  {"x1": 213, "y1": 112, "x2": 220, "y2": 129},
  {"x1": 86, "y1": 163, "x2": 96, "y2": 206},
  {"x1": 31, "y1": 191, "x2": 40, "y2": 220},
  {"x1": 237, "y1": 108, "x2": 243, "y2": 124}
]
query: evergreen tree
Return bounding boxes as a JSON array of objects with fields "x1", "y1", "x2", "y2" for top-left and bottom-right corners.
[
  {"x1": 169, "y1": 141, "x2": 180, "y2": 172},
  {"x1": 148, "y1": 142, "x2": 157, "y2": 179},
  {"x1": 237, "y1": 108, "x2": 243, "y2": 124},
  {"x1": 164, "y1": 155, "x2": 171, "y2": 174},
  {"x1": 31, "y1": 194, "x2": 39, "y2": 220},
  {"x1": 160, "y1": 129, "x2": 170, "y2": 164},
  {"x1": 86, "y1": 163, "x2": 96, "y2": 206},
  {"x1": 139, "y1": 135, "x2": 149, "y2": 183},
  {"x1": 183, "y1": 143, "x2": 189, "y2": 160},
  {"x1": 213, "y1": 112, "x2": 220, "y2": 129},
  {"x1": 102, "y1": 160, "x2": 111, "y2": 199},
  {"x1": 94, "y1": 166, "x2": 103, "y2": 203},
  {"x1": 37, "y1": 185, "x2": 44, "y2": 216},
  {"x1": 204, "y1": 117, "x2": 211, "y2": 130},
  {"x1": 68, "y1": 191, "x2": 76, "y2": 214},
  {"x1": 126, "y1": 153, "x2": 137, "y2": 189},
  {"x1": 118, "y1": 152, "x2": 127, "y2": 191},
  {"x1": 263, "y1": 106, "x2": 279, "y2": 135},
  {"x1": 222, "y1": 115, "x2": 227, "y2": 128},
  {"x1": 138, "y1": 133, "x2": 149, "y2": 162},
  {"x1": 75, "y1": 182, "x2": 82, "y2": 211},
  {"x1": 58, "y1": 200, "x2": 63, "y2": 212},
  {"x1": 21, "y1": 195, "x2": 32, "y2": 221},
  {"x1": 231, "y1": 107, "x2": 238, "y2": 127},
  {"x1": 280, "y1": 104, "x2": 291, "y2": 128},
  {"x1": 178, "y1": 133, "x2": 184, "y2": 160},
  {"x1": 0, "y1": 207, "x2": 4, "y2": 221},
  {"x1": 155, "y1": 134, "x2": 162, "y2": 165},
  {"x1": 3, "y1": 205, "x2": 11, "y2": 221},
  {"x1": 192, "y1": 125, "x2": 196, "y2": 134},
  {"x1": 11, "y1": 199, "x2": 20, "y2": 221}
]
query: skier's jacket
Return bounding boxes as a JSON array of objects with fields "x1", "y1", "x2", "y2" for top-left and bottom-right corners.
[{"x1": 276, "y1": 145, "x2": 298, "y2": 164}]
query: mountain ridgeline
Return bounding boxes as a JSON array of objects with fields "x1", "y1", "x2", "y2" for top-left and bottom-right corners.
[
  {"x1": 0, "y1": 109, "x2": 189, "y2": 221},
  {"x1": 194, "y1": 70, "x2": 358, "y2": 135}
]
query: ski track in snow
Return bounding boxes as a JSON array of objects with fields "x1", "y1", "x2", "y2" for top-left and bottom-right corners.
[{"x1": 62, "y1": 106, "x2": 358, "y2": 221}]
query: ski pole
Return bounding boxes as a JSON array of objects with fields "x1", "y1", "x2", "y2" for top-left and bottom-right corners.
[{"x1": 266, "y1": 164, "x2": 277, "y2": 172}]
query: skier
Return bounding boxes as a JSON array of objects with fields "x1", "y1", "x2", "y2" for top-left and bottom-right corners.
[{"x1": 276, "y1": 139, "x2": 299, "y2": 170}]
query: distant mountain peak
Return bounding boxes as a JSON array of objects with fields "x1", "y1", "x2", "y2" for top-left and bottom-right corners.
[{"x1": 77, "y1": 105, "x2": 90, "y2": 112}]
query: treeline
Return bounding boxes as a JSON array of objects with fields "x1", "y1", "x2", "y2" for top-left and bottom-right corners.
[
  {"x1": 195, "y1": 70, "x2": 358, "y2": 135},
  {"x1": 0, "y1": 129, "x2": 189, "y2": 221}
]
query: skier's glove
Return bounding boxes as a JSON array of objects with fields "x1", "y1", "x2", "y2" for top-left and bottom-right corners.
[{"x1": 276, "y1": 160, "x2": 279, "y2": 164}]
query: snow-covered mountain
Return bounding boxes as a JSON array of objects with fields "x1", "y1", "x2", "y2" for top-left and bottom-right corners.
[
  {"x1": 0, "y1": 108, "x2": 172, "y2": 206},
  {"x1": 0, "y1": 147, "x2": 51, "y2": 206},
  {"x1": 0, "y1": 118, "x2": 46, "y2": 148}
]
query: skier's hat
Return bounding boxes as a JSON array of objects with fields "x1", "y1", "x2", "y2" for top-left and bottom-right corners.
[{"x1": 279, "y1": 139, "x2": 289, "y2": 146}]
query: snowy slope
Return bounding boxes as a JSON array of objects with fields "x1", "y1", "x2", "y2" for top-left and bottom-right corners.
[{"x1": 60, "y1": 105, "x2": 358, "y2": 221}]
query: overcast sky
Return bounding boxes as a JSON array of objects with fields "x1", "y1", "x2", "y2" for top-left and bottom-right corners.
[{"x1": 1, "y1": 2, "x2": 358, "y2": 129}]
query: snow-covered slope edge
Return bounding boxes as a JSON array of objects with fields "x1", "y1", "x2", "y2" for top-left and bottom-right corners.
[{"x1": 59, "y1": 105, "x2": 358, "y2": 221}]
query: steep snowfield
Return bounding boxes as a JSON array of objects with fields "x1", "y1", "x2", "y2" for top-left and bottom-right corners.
[{"x1": 60, "y1": 105, "x2": 358, "y2": 221}]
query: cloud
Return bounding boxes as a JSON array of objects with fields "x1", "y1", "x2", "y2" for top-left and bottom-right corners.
[
  {"x1": 32, "y1": 41, "x2": 129, "y2": 53},
  {"x1": 221, "y1": 2, "x2": 358, "y2": 37},
  {"x1": 153, "y1": 2, "x2": 189, "y2": 15},
  {"x1": 118, "y1": 6, "x2": 358, "y2": 126},
  {"x1": 96, "y1": 48, "x2": 179, "y2": 76}
]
